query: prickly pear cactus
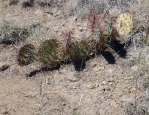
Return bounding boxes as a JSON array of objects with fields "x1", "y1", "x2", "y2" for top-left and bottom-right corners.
[
  {"x1": 18, "y1": 44, "x2": 37, "y2": 66},
  {"x1": 69, "y1": 40, "x2": 91, "y2": 61},
  {"x1": 88, "y1": 12, "x2": 116, "y2": 50},
  {"x1": 99, "y1": 16, "x2": 113, "y2": 37},
  {"x1": 38, "y1": 39, "x2": 64, "y2": 67},
  {"x1": 115, "y1": 13, "x2": 133, "y2": 36},
  {"x1": 88, "y1": 13, "x2": 112, "y2": 40}
]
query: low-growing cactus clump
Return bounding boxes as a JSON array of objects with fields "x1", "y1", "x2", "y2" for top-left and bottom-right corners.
[
  {"x1": 16, "y1": 11, "x2": 132, "y2": 71},
  {"x1": 38, "y1": 39, "x2": 64, "y2": 67},
  {"x1": 18, "y1": 44, "x2": 37, "y2": 66},
  {"x1": 69, "y1": 40, "x2": 91, "y2": 61}
]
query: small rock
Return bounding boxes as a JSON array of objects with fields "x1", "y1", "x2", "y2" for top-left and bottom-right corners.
[
  {"x1": 64, "y1": 71, "x2": 80, "y2": 82},
  {"x1": 2, "y1": 111, "x2": 9, "y2": 115},
  {"x1": 87, "y1": 84, "x2": 95, "y2": 89},
  {"x1": 93, "y1": 66, "x2": 104, "y2": 72},
  {"x1": 79, "y1": 27, "x2": 83, "y2": 32},
  {"x1": 101, "y1": 81, "x2": 107, "y2": 85},
  {"x1": 131, "y1": 65, "x2": 139, "y2": 72},
  {"x1": 108, "y1": 69, "x2": 113, "y2": 73},
  {"x1": 35, "y1": 9, "x2": 43, "y2": 16},
  {"x1": 95, "y1": 83, "x2": 99, "y2": 87},
  {"x1": 47, "y1": 14, "x2": 53, "y2": 18},
  {"x1": 76, "y1": 23, "x2": 80, "y2": 26},
  {"x1": 108, "y1": 76, "x2": 114, "y2": 82},
  {"x1": 73, "y1": 86, "x2": 76, "y2": 89},
  {"x1": 93, "y1": 66, "x2": 100, "y2": 72},
  {"x1": 108, "y1": 82, "x2": 114, "y2": 86},
  {"x1": 55, "y1": 10, "x2": 63, "y2": 17},
  {"x1": 62, "y1": 102, "x2": 66, "y2": 106}
]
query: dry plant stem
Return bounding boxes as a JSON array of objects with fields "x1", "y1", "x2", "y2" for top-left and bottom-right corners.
[{"x1": 39, "y1": 80, "x2": 43, "y2": 96}]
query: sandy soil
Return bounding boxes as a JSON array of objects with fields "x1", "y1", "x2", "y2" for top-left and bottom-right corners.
[{"x1": 0, "y1": 0, "x2": 149, "y2": 115}]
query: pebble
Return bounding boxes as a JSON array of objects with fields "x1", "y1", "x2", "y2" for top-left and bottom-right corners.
[
  {"x1": 93, "y1": 66, "x2": 104, "y2": 72},
  {"x1": 131, "y1": 65, "x2": 139, "y2": 72},
  {"x1": 55, "y1": 10, "x2": 63, "y2": 17},
  {"x1": 101, "y1": 81, "x2": 107, "y2": 85},
  {"x1": 76, "y1": 23, "x2": 80, "y2": 26},
  {"x1": 73, "y1": 86, "x2": 77, "y2": 89},
  {"x1": 35, "y1": 9, "x2": 43, "y2": 16},
  {"x1": 47, "y1": 14, "x2": 53, "y2": 18},
  {"x1": 64, "y1": 71, "x2": 80, "y2": 82},
  {"x1": 87, "y1": 84, "x2": 95, "y2": 89},
  {"x1": 79, "y1": 27, "x2": 83, "y2": 32}
]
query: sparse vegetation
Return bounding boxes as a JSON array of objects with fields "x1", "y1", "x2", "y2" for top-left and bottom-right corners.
[{"x1": 0, "y1": 20, "x2": 30, "y2": 44}]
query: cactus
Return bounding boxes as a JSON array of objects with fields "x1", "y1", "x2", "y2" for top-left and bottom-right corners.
[
  {"x1": 88, "y1": 11, "x2": 114, "y2": 37},
  {"x1": 69, "y1": 40, "x2": 91, "y2": 61},
  {"x1": 99, "y1": 15, "x2": 114, "y2": 36},
  {"x1": 18, "y1": 44, "x2": 37, "y2": 66},
  {"x1": 38, "y1": 39, "x2": 64, "y2": 67},
  {"x1": 98, "y1": 15, "x2": 115, "y2": 46},
  {"x1": 115, "y1": 12, "x2": 133, "y2": 36},
  {"x1": 87, "y1": 11, "x2": 117, "y2": 52}
]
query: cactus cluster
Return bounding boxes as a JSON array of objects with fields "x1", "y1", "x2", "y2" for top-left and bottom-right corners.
[
  {"x1": 18, "y1": 38, "x2": 91, "y2": 67},
  {"x1": 17, "y1": 12, "x2": 136, "y2": 69}
]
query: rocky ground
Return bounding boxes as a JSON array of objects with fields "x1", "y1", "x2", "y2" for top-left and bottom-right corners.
[{"x1": 0, "y1": 0, "x2": 149, "y2": 115}]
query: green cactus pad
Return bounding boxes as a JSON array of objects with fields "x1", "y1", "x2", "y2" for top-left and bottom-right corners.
[
  {"x1": 18, "y1": 44, "x2": 37, "y2": 66},
  {"x1": 38, "y1": 39, "x2": 64, "y2": 67},
  {"x1": 69, "y1": 40, "x2": 91, "y2": 61}
]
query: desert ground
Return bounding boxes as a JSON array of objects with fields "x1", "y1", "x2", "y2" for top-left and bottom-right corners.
[{"x1": 0, "y1": 0, "x2": 149, "y2": 115}]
